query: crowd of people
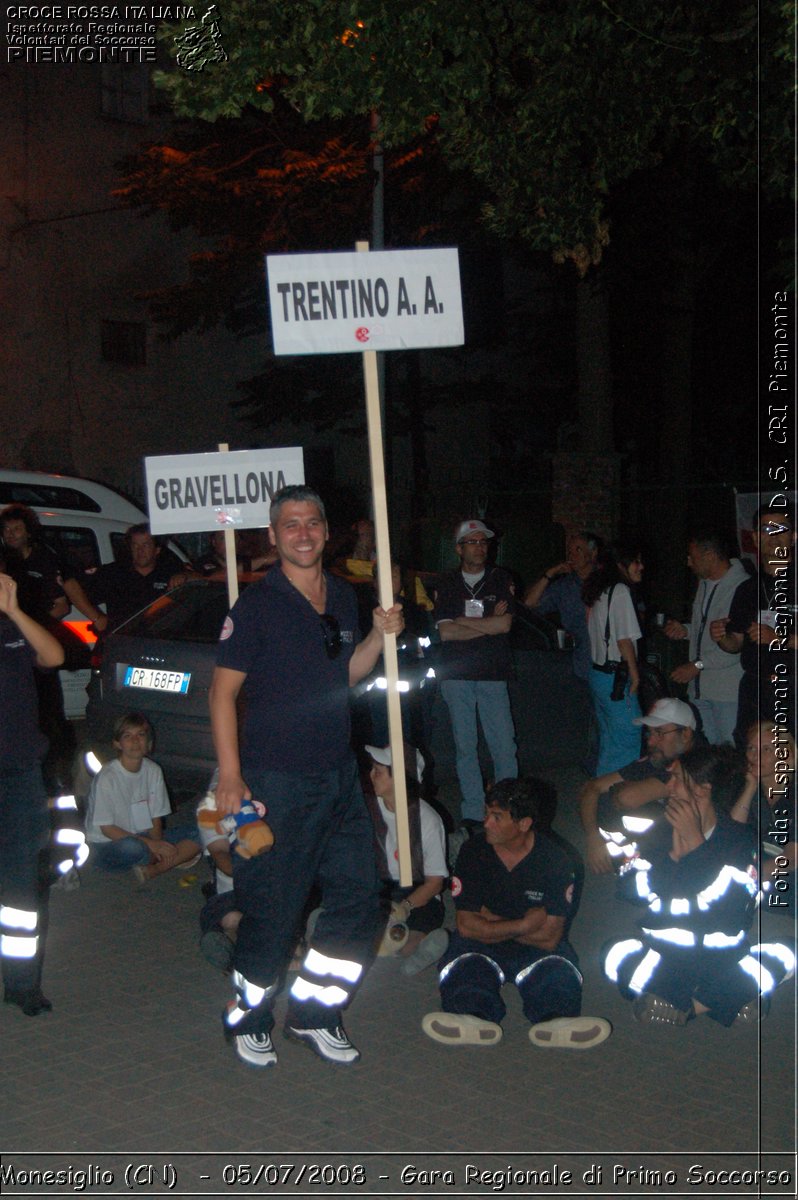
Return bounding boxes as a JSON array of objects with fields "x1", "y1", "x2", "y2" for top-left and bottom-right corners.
[{"x1": 0, "y1": 490, "x2": 794, "y2": 1069}]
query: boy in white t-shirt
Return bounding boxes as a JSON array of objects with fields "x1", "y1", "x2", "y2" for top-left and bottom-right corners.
[{"x1": 86, "y1": 712, "x2": 200, "y2": 884}]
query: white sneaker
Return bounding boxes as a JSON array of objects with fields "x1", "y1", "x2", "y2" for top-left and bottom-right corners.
[
  {"x1": 529, "y1": 1015, "x2": 612, "y2": 1049},
  {"x1": 284, "y1": 1023, "x2": 360, "y2": 1064},
  {"x1": 422, "y1": 1011, "x2": 502, "y2": 1045},
  {"x1": 235, "y1": 1030, "x2": 277, "y2": 1067}
]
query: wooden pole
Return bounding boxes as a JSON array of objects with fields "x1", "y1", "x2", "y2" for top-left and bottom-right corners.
[
  {"x1": 217, "y1": 442, "x2": 239, "y2": 609},
  {"x1": 356, "y1": 240, "x2": 413, "y2": 887}
]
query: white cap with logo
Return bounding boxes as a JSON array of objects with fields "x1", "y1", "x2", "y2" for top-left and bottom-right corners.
[{"x1": 455, "y1": 519, "x2": 494, "y2": 543}]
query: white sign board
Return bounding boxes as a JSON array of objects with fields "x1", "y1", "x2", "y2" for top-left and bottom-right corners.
[
  {"x1": 266, "y1": 248, "x2": 464, "y2": 356},
  {"x1": 145, "y1": 447, "x2": 304, "y2": 536}
]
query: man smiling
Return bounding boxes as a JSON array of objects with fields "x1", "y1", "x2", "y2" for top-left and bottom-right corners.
[{"x1": 209, "y1": 485, "x2": 403, "y2": 1069}]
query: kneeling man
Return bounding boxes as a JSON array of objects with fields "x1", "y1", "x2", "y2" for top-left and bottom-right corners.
[{"x1": 423, "y1": 778, "x2": 610, "y2": 1050}]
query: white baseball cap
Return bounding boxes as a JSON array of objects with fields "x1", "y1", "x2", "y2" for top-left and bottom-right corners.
[
  {"x1": 455, "y1": 519, "x2": 494, "y2": 543},
  {"x1": 365, "y1": 744, "x2": 425, "y2": 783},
  {"x1": 633, "y1": 698, "x2": 696, "y2": 730}
]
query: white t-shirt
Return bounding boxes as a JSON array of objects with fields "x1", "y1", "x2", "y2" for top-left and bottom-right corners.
[
  {"x1": 86, "y1": 757, "x2": 171, "y2": 844},
  {"x1": 588, "y1": 583, "x2": 642, "y2": 665},
  {"x1": 376, "y1": 796, "x2": 448, "y2": 882}
]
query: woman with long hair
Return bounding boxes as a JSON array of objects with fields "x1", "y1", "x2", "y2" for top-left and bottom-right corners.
[
  {"x1": 583, "y1": 546, "x2": 643, "y2": 775},
  {"x1": 603, "y1": 744, "x2": 794, "y2": 1026}
]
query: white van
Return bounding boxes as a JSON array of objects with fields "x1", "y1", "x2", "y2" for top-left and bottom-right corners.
[{"x1": 0, "y1": 469, "x2": 168, "y2": 717}]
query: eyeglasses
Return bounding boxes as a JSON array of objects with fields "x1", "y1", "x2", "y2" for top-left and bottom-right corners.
[
  {"x1": 647, "y1": 725, "x2": 681, "y2": 738},
  {"x1": 319, "y1": 613, "x2": 342, "y2": 659},
  {"x1": 460, "y1": 538, "x2": 488, "y2": 547}
]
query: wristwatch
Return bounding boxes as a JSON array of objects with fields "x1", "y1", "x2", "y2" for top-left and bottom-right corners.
[{"x1": 693, "y1": 660, "x2": 704, "y2": 670}]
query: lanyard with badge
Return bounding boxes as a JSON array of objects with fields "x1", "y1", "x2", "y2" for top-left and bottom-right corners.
[{"x1": 464, "y1": 574, "x2": 486, "y2": 618}]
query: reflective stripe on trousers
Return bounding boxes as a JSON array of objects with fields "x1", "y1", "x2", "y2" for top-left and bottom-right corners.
[
  {"x1": 0, "y1": 904, "x2": 39, "y2": 959},
  {"x1": 288, "y1": 947, "x2": 364, "y2": 1009}
]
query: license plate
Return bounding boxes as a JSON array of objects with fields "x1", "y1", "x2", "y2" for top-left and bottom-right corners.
[{"x1": 124, "y1": 666, "x2": 191, "y2": 694}]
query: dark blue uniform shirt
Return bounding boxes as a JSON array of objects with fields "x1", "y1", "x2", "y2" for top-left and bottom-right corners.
[{"x1": 216, "y1": 568, "x2": 360, "y2": 774}]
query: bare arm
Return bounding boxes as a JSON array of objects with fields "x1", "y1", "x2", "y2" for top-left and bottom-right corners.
[
  {"x1": 395, "y1": 875, "x2": 446, "y2": 918},
  {"x1": 209, "y1": 665, "x2": 250, "y2": 815},
  {"x1": 439, "y1": 614, "x2": 512, "y2": 641},
  {"x1": 99, "y1": 819, "x2": 177, "y2": 865},
  {"x1": 0, "y1": 574, "x2": 64, "y2": 667},
  {"x1": 613, "y1": 776, "x2": 669, "y2": 811},
  {"x1": 456, "y1": 906, "x2": 564, "y2": 951},
  {"x1": 348, "y1": 603, "x2": 404, "y2": 685},
  {"x1": 62, "y1": 577, "x2": 108, "y2": 630},
  {"x1": 730, "y1": 774, "x2": 758, "y2": 824},
  {"x1": 49, "y1": 594, "x2": 70, "y2": 620},
  {"x1": 524, "y1": 563, "x2": 570, "y2": 609},
  {"x1": 711, "y1": 617, "x2": 744, "y2": 654}
]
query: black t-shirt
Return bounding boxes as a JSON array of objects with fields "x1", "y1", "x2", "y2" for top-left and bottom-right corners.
[
  {"x1": 452, "y1": 830, "x2": 575, "y2": 925},
  {"x1": 87, "y1": 557, "x2": 178, "y2": 626},
  {"x1": 5, "y1": 543, "x2": 66, "y2": 623},
  {"x1": 0, "y1": 615, "x2": 47, "y2": 768},
  {"x1": 728, "y1": 567, "x2": 796, "y2": 677},
  {"x1": 434, "y1": 566, "x2": 514, "y2": 681},
  {"x1": 216, "y1": 568, "x2": 360, "y2": 773}
]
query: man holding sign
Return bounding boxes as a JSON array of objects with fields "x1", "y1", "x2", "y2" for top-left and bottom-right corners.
[{"x1": 209, "y1": 484, "x2": 403, "y2": 1069}]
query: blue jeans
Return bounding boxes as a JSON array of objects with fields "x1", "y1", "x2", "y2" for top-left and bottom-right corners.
[
  {"x1": 589, "y1": 669, "x2": 642, "y2": 777},
  {"x1": 439, "y1": 933, "x2": 583, "y2": 1025},
  {"x1": 693, "y1": 698, "x2": 737, "y2": 746},
  {"x1": 89, "y1": 823, "x2": 199, "y2": 872},
  {"x1": 441, "y1": 680, "x2": 518, "y2": 822},
  {"x1": 231, "y1": 757, "x2": 380, "y2": 1033},
  {"x1": 0, "y1": 764, "x2": 50, "y2": 994}
]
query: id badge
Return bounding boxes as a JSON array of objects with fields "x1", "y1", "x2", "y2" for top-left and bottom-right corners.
[{"x1": 465, "y1": 598, "x2": 484, "y2": 618}]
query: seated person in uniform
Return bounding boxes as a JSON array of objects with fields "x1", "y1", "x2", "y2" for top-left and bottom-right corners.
[
  {"x1": 423, "y1": 777, "x2": 611, "y2": 1050},
  {"x1": 365, "y1": 743, "x2": 449, "y2": 976},
  {"x1": 603, "y1": 744, "x2": 795, "y2": 1026},
  {"x1": 85, "y1": 712, "x2": 200, "y2": 884},
  {"x1": 579, "y1": 698, "x2": 699, "y2": 877}
]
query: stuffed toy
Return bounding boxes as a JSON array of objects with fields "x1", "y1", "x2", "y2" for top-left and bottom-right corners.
[{"x1": 197, "y1": 792, "x2": 274, "y2": 858}]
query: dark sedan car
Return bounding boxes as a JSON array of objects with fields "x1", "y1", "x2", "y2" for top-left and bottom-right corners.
[
  {"x1": 83, "y1": 574, "x2": 437, "y2": 794},
  {"x1": 85, "y1": 577, "x2": 232, "y2": 792},
  {"x1": 84, "y1": 576, "x2": 594, "y2": 797}
]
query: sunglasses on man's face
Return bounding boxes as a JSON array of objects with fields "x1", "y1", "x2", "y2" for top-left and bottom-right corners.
[{"x1": 319, "y1": 613, "x2": 342, "y2": 659}]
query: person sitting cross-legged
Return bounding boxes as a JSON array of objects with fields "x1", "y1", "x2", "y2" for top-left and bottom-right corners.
[
  {"x1": 422, "y1": 777, "x2": 611, "y2": 1050},
  {"x1": 603, "y1": 744, "x2": 795, "y2": 1027},
  {"x1": 365, "y1": 743, "x2": 449, "y2": 976},
  {"x1": 86, "y1": 712, "x2": 200, "y2": 885}
]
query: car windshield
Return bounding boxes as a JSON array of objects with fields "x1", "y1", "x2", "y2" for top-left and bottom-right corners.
[{"x1": 118, "y1": 579, "x2": 244, "y2": 643}]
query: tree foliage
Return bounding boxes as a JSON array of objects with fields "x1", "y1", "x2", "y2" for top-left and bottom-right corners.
[
  {"x1": 156, "y1": 1, "x2": 791, "y2": 269},
  {"x1": 114, "y1": 98, "x2": 479, "y2": 338}
]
